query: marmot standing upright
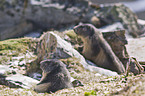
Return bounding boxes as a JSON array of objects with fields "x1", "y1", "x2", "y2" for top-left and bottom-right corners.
[
  {"x1": 34, "y1": 59, "x2": 72, "y2": 93},
  {"x1": 73, "y1": 24, "x2": 125, "y2": 74}
]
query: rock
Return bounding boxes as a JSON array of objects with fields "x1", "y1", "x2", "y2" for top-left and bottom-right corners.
[
  {"x1": 0, "y1": 0, "x2": 33, "y2": 40},
  {"x1": 130, "y1": 61, "x2": 140, "y2": 75},
  {"x1": 24, "y1": 5, "x2": 79, "y2": 30},
  {"x1": 86, "y1": 60, "x2": 118, "y2": 76},
  {"x1": 0, "y1": 21, "x2": 33, "y2": 40},
  {"x1": 137, "y1": 19, "x2": 145, "y2": 37},
  {"x1": 99, "y1": 22, "x2": 124, "y2": 32},
  {"x1": 103, "y1": 30, "x2": 129, "y2": 68},
  {"x1": 5, "y1": 74, "x2": 39, "y2": 89},
  {"x1": 72, "y1": 79, "x2": 84, "y2": 87},
  {"x1": 0, "y1": 65, "x2": 39, "y2": 89},
  {"x1": 138, "y1": 19, "x2": 145, "y2": 26},
  {"x1": 70, "y1": 77, "x2": 84, "y2": 87},
  {"x1": 129, "y1": 57, "x2": 144, "y2": 75},
  {"x1": 102, "y1": 30, "x2": 145, "y2": 74},
  {"x1": 96, "y1": 3, "x2": 145, "y2": 37},
  {"x1": 1, "y1": 0, "x2": 90, "y2": 40},
  {"x1": 1, "y1": 0, "x2": 145, "y2": 40},
  {"x1": 0, "y1": 65, "x2": 16, "y2": 76},
  {"x1": 125, "y1": 37, "x2": 145, "y2": 74},
  {"x1": 35, "y1": 32, "x2": 118, "y2": 76},
  {"x1": 126, "y1": 37, "x2": 145, "y2": 66},
  {"x1": 0, "y1": 37, "x2": 40, "y2": 89}
]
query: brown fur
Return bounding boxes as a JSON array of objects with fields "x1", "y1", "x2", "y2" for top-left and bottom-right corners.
[
  {"x1": 73, "y1": 24, "x2": 125, "y2": 73},
  {"x1": 34, "y1": 59, "x2": 72, "y2": 93}
]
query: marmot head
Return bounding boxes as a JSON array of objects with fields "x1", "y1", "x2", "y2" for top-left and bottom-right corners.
[
  {"x1": 73, "y1": 24, "x2": 97, "y2": 37},
  {"x1": 40, "y1": 59, "x2": 65, "y2": 73}
]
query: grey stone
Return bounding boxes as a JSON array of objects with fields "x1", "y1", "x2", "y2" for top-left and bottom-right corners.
[
  {"x1": 138, "y1": 19, "x2": 145, "y2": 26},
  {"x1": 0, "y1": 21, "x2": 33, "y2": 40},
  {"x1": 126, "y1": 37, "x2": 145, "y2": 64},
  {"x1": 103, "y1": 30, "x2": 129, "y2": 68},
  {"x1": 96, "y1": 3, "x2": 145, "y2": 37},
  {"x1": 99, "y1": 22, "x2": 124, "y2": 32},
  {"x1": 5, "y1": 73, "x2": 39, "y2": 89},
  {"x1": 0, "y1": 0, "x2": 87, "y2": 40},
  {"x1": 0, "y1": 65, "x2": 39, "y2": 89},
  {"x1": 0, "y1": 65, "x2": 15, "y2": 76},
  {"x1": 36, "y1": 32, "x2": 118, "y2": 76}
]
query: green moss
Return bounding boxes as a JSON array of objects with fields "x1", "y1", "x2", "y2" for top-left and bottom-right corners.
[
  {"x1": 64, "y1": 30, "x2": 80, "y2": 45},
  {"x1": 84, "y1": 90, "x2": 97, "y2": 96},
  {"x1": 65, "y1": 30, "x2": 77, "y2": 39},
  {"x1": 0, "y1": 38, "x2": 37, "y2": 64},
  {"x1": 0, "y1": 38, "x2": 34, "y2": 55},
  {"x1": 64, "y1": 30, "x2": 83, "y2": 54}
]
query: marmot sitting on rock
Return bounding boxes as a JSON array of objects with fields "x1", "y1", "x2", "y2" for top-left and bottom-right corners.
[
  {"x1": 73, "y1": 24, "x2": 125, "y2": 74},
  {"x1": 34, "y1": 59, "x2": 72, "y2": 93}
]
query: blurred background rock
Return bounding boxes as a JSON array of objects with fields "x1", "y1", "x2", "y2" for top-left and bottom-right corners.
[
  {"x1": 90, "y1": 0, "x2": 145, "y2": 20},
  {"x1": 0, "y1": 0, "x2": 145, "y2": 40}
]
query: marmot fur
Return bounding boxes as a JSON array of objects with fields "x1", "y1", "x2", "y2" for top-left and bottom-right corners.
[
  {"x1": 73, "y1": 24, "x2": 125, "y2": 73},
  {"x1": 34, "y1": 59, "x2": 72, "y2": 93}
]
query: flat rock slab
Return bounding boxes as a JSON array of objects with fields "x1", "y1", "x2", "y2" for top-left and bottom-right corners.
[
  {"x1": 0, "y1": 65, "x2": 39, "y2": 89},
  {"x1": 126, "y1": 37, "x2": 145, "y2": 62},
  {"x1": 5, "y1": 74, "x2": 39, "y2": 89}
]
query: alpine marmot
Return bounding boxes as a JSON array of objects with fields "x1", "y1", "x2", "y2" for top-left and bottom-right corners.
[
  {"x1": 73, "y1": 24, "x2": 125, "y2": 73},
  {"x1": 34, "y1": 59, "x2": 72, "y2": 93}
]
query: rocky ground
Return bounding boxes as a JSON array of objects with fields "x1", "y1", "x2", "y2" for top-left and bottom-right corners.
[
  {"x1": 0, "y1": 30, "x2": 145, "y2": 96},
  {"x1": 1, "y1": 74, "x2": 145, "y2": 96},
  {"x1": 1, "y1": 0, "x2": 145, "y2": 96}
]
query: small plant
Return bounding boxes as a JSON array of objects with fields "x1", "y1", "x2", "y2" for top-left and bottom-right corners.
[{"x1": 84, "y1": 90, "x2": 97, "y2": 96}]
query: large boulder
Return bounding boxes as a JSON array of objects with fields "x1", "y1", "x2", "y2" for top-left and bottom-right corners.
[
  {"x1": 95, "y1": 3, "x2": 145, "y2": 37},
  {"x1": 0, "y1": 0, "x2": 89, "y2": 40},
  {"x1": 0, "y1": 0, "x2": 34, "y2": 40},
  {"x1": 32, "y1": 32, "x2": 118, "y2": 76},
  {"x1": 103, "y1": 30, "x2": 129, "y2": 68},
  {"x1": 0, "y1": 21, "x2": 33, "y2": 40},
  {"x1": 1, "y1": 1, "x2": 144, "y2": 40}
]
